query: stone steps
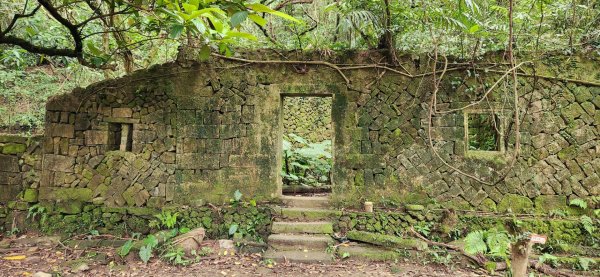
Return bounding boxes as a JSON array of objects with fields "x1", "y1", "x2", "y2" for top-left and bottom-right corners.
[
  {"x1": 273, "y1": 207, "x2": 341, "y2": 221},
  {"x1": 271, "y1": 221, "x2": 333, "y2": 234},
  {"x1": 280, "y1": 195, "x2": 329, "y2": 209},
  {"x1": 265, "y1": 194, "x2": 334, "y2": 264},
  {"x1": 263, "y1": 249, "x2": 333, "y2": 264},
  {"x1": 268, "y1": 233, "x2": 333, "y2": 251}
]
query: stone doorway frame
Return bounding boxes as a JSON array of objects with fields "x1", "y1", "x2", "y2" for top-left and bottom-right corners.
[{"x1": 276, "y1": 85, "x2": 336, "y2": 197}]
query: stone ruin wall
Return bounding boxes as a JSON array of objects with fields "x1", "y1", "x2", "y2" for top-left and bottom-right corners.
[
  {"x1": 0, "y1": 52, "x2": 598, "y2": 223},
  {"x1": 282, "y1": 96, "x2": 332, "y2": 144}
]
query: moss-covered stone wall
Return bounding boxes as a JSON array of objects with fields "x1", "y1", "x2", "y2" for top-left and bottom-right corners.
[
  {"x1": 282, "y1": 96, "x2": 332, "y2": 144},
  {"x1": 3, "y1": 51, "x2": 599, "y2": 217}
]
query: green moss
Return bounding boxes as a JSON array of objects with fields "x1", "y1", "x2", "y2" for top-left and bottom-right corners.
[
  {"x1": 1, "y1": 143, "x2": 26, "y2": 154},
  {"x1": 127, "y1": 207, "x2": 158, "y2": 216},
  {"x1": 346, "y1": 230, "x2": 428, "y2": 251},
  {"x1": 56, "y1": 201, "x2": 83, "y2": 214},
  {"x1": 479, "y1": 198, "x2": 497, "y2": 212},
  {"x1": 497, "y1": 194, "x2": 533, "y2": 213},
  {"x1": 44, "y1": 188, "x2": 93, "y2": 202},
  {"x1": 22, "y1": 189, "x2": 38, "y2": 202},
  {"x1": 534, "y1": 195, "x2": 567, "y2": 214},
  {"x1": 405, "y1": 204, "x2": 425, "y2": 211}
]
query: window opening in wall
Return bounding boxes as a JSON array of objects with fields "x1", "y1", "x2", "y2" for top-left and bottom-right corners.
[
  {"x1": 108, "y1": 123, "x2": 133, "y2": 151},
  {"x1": 467, "y1": 113, "x2": 501, "y2": 151},
  {"x1": 281, "y1": 96, "x2": 333, "y2": 195}
]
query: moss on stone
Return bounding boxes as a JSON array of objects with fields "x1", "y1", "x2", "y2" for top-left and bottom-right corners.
[
  {"x1": 56, "y1": 201, "x2": 83, "y2": 214},
  {"x1": 346, "y1": 230, "x2": 428, "y2": 251},
  {"x1": 22, "y1": 189, "x2": 38, "y2": 202},
  {"x1": 534, "y1": 195, "x2": 567, "y2": 214},
  {"x1": 1, "y1": 143, "x2": 26, "y2": 154},
  {"x1": 405, "y1": 204, "x2": 425, "y2": 211},
  {"x1": 497, "y1": 194, "x2": 533, "y2": 213}
]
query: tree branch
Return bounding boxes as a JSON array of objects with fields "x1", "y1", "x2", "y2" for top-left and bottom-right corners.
[
  {"x1": 36, "y1": 0, "x2": 83, "y2": 58},
  {"x1": 274, "y1": 0, "x2": 313, "y2": 10},
  {"x1": 0, "y1": 3, "x2": 42, "y2": 37},
  {"x1": 0, "y1": 35, "x2": 77, "y2": 57}
]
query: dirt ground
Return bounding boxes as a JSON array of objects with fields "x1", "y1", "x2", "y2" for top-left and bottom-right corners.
[{"x1": 0, "y1": 234, "x2": 487, "y2": 277}]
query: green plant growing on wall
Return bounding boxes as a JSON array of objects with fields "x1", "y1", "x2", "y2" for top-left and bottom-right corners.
[
  {"x1": 149, "y1": 210, "x2": 179, "y2": 229},
  {"x1": 282, "y1": 133, "x2": 332, "y2": 187},
  {"x1": 26, "y1": 204, "x2": 47, "y2": 225}
]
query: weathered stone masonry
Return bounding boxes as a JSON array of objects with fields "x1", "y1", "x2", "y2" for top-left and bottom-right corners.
[{"x1": 1, "y1": 52, "x2": 599, "y2": 219}]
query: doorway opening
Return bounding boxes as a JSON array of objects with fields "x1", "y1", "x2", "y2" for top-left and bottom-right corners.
[{"x1": 281, "y1": 95, "x2": 333, "y2": 195}]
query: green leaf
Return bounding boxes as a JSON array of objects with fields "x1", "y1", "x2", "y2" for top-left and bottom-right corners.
[
  {"x1": 485, "y1": 229, "x2": 510, "y2": 256},
  {"x1": 198, "y1": 44, "x2": 211, "y2": 61},
  {"x1": 191, "y1": 19, "x2": 206, "y2": 34},
  {"x1": 468, "y1": 24, "x2": 480, "y2": 34},
  {"x1": 248, "y1": 14, "x2": 267, "y2": 27},
  {"x1": 230, "y1": 11, "x2": 248, "y2": 27},
  {"x1": 189, "y1": 8, "x2": 227, "y2": 20},
  {"x1": 569, "y1": 198, "x2": 588, "y2": 209},
  {"x1": 139, "y1": 245, "x2": 153, "y2": 263},
  {"x1": 143, "y1": 234, "x2": 159, "y2": 248},
  {"x1": 464, "y1": 231, "x2": 487, "y2": 255},
  {"x1": 246, "y1": 3, "x2": 274, "y2": 13},
  {"x1": 580, "y1": 215, "x2": 596, "y2": 235},
  {"x1": 224, "y1": 31, "x2": 257, "y2": 41},
  {"x1": 182, "y1": 3, "x2": 197, "y2": 14},
  {"x1": 119, "y1": 240, "x2": 133, "y2": 257},
  {"x1": 207, "y1": 15, "x2": 224, "y2": 33},
  {"x1": 169, "y1": 24, "x2": 185, "y2": 39},
  {"x1": 179, "y1": 227, "x2": 191, "y2": 234},
  {"x1": 86, "y1": 41, "x2": 103, "y2": 56},
  {"x1": 249, "y1": 199, "x2": 257, "y2": 207},
  {"x1": 269, "y1": 10, "x2": 302, "y2": 23},
  {"x1": 228, "y1": 224, "x2": 238, "y2": 235},
  {"x1": 233, "y1": 189, "x2": 242, "y2": 201},
  {"x1": 246, "y1": 3, "x2": 301, "y2": 23},
  {"x1": 578, "y1": 257, "x2": 595, "y2": 271}
]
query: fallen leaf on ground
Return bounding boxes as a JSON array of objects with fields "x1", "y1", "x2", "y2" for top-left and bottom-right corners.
[{"x1": 3, "y1": 255, "x2": 27, "y2": 260}]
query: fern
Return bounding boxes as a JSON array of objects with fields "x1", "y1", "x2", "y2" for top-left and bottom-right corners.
[
  {"x1": 580, "y1": 215, "x2": 596, "y2": 235},
  {"x1": 485, "y1": 229, "x2": 510, "y2": 256},
  {"x1": 464, "y1": 230, "x2": 487, "y2": 255},
  {"x1": 569, "y1": 198, "x2": 588, "y2": 209}
]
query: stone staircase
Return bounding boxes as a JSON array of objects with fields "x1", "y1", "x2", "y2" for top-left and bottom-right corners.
[{"x1": 264, "y1": 195, "x2": 337, "y2": 263}]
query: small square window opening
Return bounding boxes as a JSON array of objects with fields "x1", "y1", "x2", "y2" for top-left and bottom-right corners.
[
  {"x1": 108, "y1": 123, "x2": 133, "y2": 151},
  {"x1": 467, "y1": 113, "x2": 501, "y2": 151}
]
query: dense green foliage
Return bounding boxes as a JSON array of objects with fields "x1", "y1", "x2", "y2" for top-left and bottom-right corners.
[{"x1": 282, "y1": 133, "x2": 332, "y2": 187}]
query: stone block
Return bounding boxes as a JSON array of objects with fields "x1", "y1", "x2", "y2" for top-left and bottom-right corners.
[
  {"x1": 0, "y1": 155, "x2": 19, "y2": 172},
  {"x1": 0, "y1": 184, "x2": 21, "y2": 203},
  {"x1": 497, "y1": 194, "x2": 533, "y2": 213},
  {"x1": 22, "y1": 188, "x2": 38, "y2": 202},
  {"x1": 177, "y1": 153, "x2": 220, "y2": 170},
  {"x1": 1, "y1": 143, "x2": 26, "y2": 155},
  {"x1": 0, "y1": 134, "x2": 28, "y2": 144},
  {"x1": 48, "y1": 123, "x2": 75, "y2": 138},
  {"x1": 85, "y1": 130, "x2": 109, "y2": 145},
  {"x1": 43, "y1": 154, "x2": 75, "y2": 172},
  {"x1": 56, "y1": 201, "x2": 83, "y2": 214},
  {"x1": 112, "y1": 107, "x2": 133, "y2": 118},
  {"x1": 74, "y1": 113, "x2": 91, "y2": 130},
  {"x1": 533, "y1": 195, "x2": 567, "y2": 214},
  {"x1": 38, "y1": 187, "x2": 93, "y2": 202}
]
